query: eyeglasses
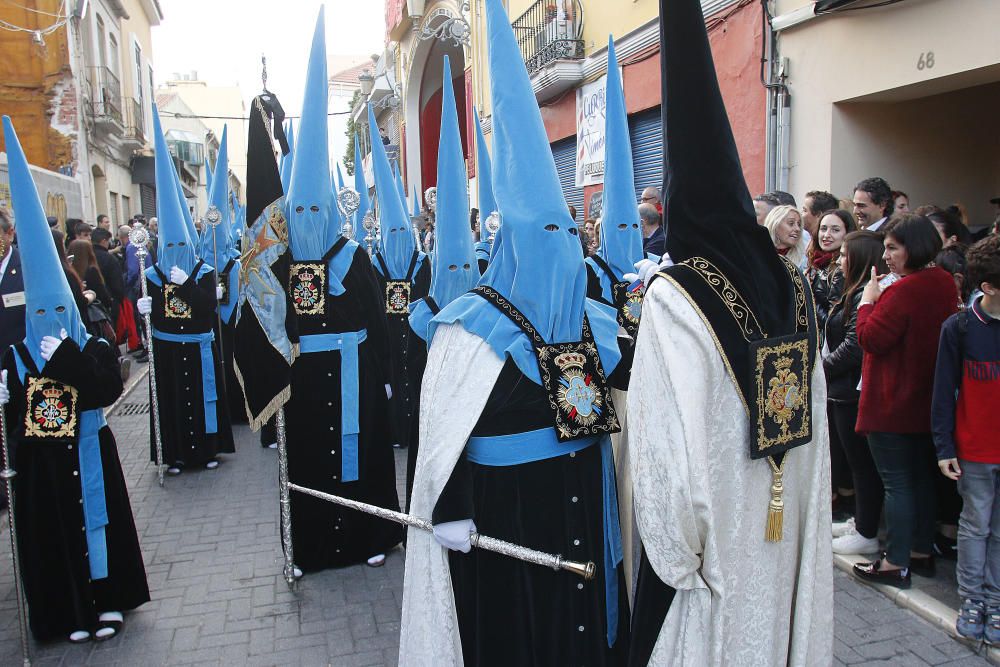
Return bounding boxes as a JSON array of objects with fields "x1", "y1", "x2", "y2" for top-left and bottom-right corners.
[{"x1": 640, "y1": 196, "x2": 656, "y2": 202}]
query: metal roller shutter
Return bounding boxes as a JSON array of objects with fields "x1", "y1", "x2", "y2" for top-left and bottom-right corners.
[
  {"x1": 140, "y1": 184, "x2": 156, "y2": 218},
  {"x1": 629, "y1": 107, "x2": 663, "y2": 200},
  {"x1": 550, "y1": 137, "x2": 584, "y2": 222}
]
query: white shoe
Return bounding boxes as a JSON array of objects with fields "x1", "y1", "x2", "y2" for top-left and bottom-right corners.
[
  {"x1": 832, "y1": 517, "x2": 855, "y2": 538},
  {"x1": 832, "y1": 530, "x2": 879, "y2": 555}
]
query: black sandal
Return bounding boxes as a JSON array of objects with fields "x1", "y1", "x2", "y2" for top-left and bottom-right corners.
[{"x1": 95, "y1": 613, "x2": 123, "y2": 641}]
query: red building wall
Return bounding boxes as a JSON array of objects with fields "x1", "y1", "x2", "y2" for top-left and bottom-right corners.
[{"x1": 537, "y1": 1, "x2": 766, "y2": 201}]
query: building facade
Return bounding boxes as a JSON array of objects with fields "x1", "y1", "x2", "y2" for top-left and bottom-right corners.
[
  {"x1": 0, "y1": 0, "x2": 163, "y2": 229},
  {"x1": 771, "y1": 0, "x2": 1000, "y2": 228},
  {"x1": 360, "y1": 0, "x2": 764, "y2": 222}
]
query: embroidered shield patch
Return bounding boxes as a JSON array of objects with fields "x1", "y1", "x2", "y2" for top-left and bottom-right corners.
[
  {"x1": 164, "y1": 285, "x2": 192, "y2": 319},
  {"x1": 749, "y1": 333, "x2": 812, "y2": 459},
  {"x1": 537, "y1": 338, "x2": 620, "y2": 442},
  {"x1": 612, "y1": 281, "x2": 644, "y2": 338},
  {"x1": 24, "y1": 377, "x2": 79, "y2": 440},
  {"x1": 385, "y1": 281, "x2": 411, "y2": 315},
  {"x1": 290, "y1": 262, "x2": 326, "y2": 316}
]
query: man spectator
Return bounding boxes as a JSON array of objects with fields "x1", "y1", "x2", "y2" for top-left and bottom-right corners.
[
  {"x1": 46, "y1": 215, "x2": 57, "y2": 228},
  {"x1": 379, "y1": 126, "x2": 390, "y2": 146},
  {"x1": 91, "y1": 228, "x2": 125, "y2": 320},
  {"x1": 802, "y1": 190, "x2": 839, "y2": 238},
  {"x1": 75, "y1": 220, "x2": 93, "y2": 243},
  {"x1": 113, "y1": 223, "x2": 131, "y2": 255},
  {"x1": 0, "y1": 209, "x2": 23, "y2": 511},
  {"x1": 853, "y1": 176, "x2": 893, "y2": 231},
  {"x1": 753, "y1": 192, "x2": 780, "y2": 226},
  {"x1": 64, "y1": 217, "x2": 83, "y2": 243},
  {"x1": 641, "y1": 186, "x2": 663, "y2": 215},
  {"x1": 96, "y1": 213, "x2": 111, "y2": 231},
  {"x1": 770, "y1": 190, "x2": 797, "y2": 207},
  {"x1": 640, "y1": 202, "x2": 666, "y2": 257}
]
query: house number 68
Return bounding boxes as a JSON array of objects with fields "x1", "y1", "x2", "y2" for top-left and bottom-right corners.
[{"x1": 917, "y1": 52, "x2": 935, "y2": 70}]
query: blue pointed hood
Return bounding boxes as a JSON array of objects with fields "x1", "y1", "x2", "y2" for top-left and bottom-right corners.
[
  {"x1": 369, "y1": 103, "x2": 417, "y2": 276},
  {"x1": 152, "y1": 105, "x2": 197, "y2": 273},
  {"x1": 205, "y1": 156, "x2": 214, "y2": 192},
  {"x1": 429, "y1": 54, "x2": 478, "y2": 308},
  {"x1": 595, "y1": 36, "x2": 643, "y2": 280},
  {"x1": 393, "y1": 161, "x2": 408, "y2": 214},
  {"x1": 353, "y1": 134, "x2": 371, "y2": 224},
  {"x1": 286, "y1": 7, "x2": 338, "y2": 260},
  {"x1": 473, "y1": 109, "x2": 497, "y2": 218},
  {"x1": 411, "y1": 185, "x2": 421, "y2": 218},
  {"x1": 200, "y1": 124, "x2": 236, "y2": 269},
  {"x1": 279, "y1": 119, "x2": 295, "y2": 195},
  {"x1": 475, "y1": 0, "x2": 586, "y2": 342},
  {"x1": 336, "y1": 163, "x2": 345, "y2": 192},
  {"x1": 2, "y1": 116, "x2": 89, "y2": 369}
]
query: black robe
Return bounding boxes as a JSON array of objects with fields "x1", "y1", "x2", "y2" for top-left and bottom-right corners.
[
  {"x1": 285, "y1": 245, "x2": 404, "y2": 571},
  {"x1": 146, "y1": 262, "x2": 235, "y2": 467},
  {"x1": 433, "y1": 344, "x2": 632, "y2": 667},
  {"x1": 373, "y1": 251, "x2": 430, "y2": 448},
  {"x1": 214, "y1": 258, "x2": 247, "y2": 424},
  {"x1": 402, "y1": 298, "x2": 439, "y2": 511},
  {"x1": 3, "y1": 337, "x2": 149, "y2": 641}
]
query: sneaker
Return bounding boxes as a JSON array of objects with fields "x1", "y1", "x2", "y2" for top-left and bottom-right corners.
[
  {"x1": 957, "y1": 599, "x2": 985, "y2": 641},
  {"x1": 832, "y1": 531, "x2": 879, "y2": 555},
  {"x1": 832, "y1": 517, "x2": 856, "y2": 538},
  {"x1": 986, "y1": 605, "x2": 1000, "y2": 645},
  {"x1": 852, "y1": 559, "x2": 911, "y2": 589}
]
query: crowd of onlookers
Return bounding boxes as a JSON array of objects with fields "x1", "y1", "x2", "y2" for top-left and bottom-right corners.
[
  {"x1": 0, "y1": 209, "x2": 162, "y2": 389},
  {"x1": 752, "y1": 177, "x2": 1000, "y2": 644}
]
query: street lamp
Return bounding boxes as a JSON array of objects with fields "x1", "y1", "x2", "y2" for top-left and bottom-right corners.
[{"x1": 358, "y1": 70, "x2": 374, "y2": 96}]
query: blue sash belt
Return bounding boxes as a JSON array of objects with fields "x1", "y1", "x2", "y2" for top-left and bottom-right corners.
[
  {"x1": 151, "y1": 329, "x2": 218, "y2": 434},
  {"x1": 466, "y1": 428, "x2": 623, "y2": 647},
  {"x1": 299, "y1": 330, "x2": 368, "y2": 482},
  {"x1": 12, "y1": 354, "x2": 109, "y2": 580}
]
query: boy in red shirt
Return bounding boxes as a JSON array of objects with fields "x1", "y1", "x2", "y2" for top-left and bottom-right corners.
[{"x1": 933, "y1": 234, "x2": 1000, "y2": 643}]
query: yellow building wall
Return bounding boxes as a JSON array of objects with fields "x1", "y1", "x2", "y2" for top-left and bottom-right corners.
[{"x1": 0, "y1": 0, "x2": 73, "y2": 172}]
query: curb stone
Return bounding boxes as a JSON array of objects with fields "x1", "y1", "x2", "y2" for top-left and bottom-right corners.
[{"x1": 834, "y1": 553, "x2": 1000, "y2": 664}]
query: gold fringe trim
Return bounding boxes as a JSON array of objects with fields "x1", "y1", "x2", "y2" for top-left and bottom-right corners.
[
  {"x1": 765, "y1": 456, "x2": 786, "y2": 542},
  {"x1": 233, "y1": 360, "x2": 291, "y2": 432}
]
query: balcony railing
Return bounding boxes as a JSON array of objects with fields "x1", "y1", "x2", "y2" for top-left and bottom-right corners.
[
  {"x1": 87, "y1": 66, "x2": 122, "y2": 125},
  {"x1": 121, "y1": 97, "x2": 145, "y2": 146},
  {"x1": 511, "y1": 0, "x2": 584, "y2": 76}
]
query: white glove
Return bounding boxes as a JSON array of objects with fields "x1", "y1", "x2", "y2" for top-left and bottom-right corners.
[
  {"x1": 0, "y1": 370, "x2": 9, "y2": 406},
  {"x1": 40, "y1": 329, "x2": 68, "y2": 361},
  {"x1": 216, "y1": 285, "x2": 224, "y2": 300},
  {"x1": 169, "y1": 266, "x2": 189, "y2": 285},
  {"x1": 385, "y1": 384, "x2": 393, "y2": 400},
  {"x1": 433, "y1": 519, "x2": 476, "y2": 553},
  {"x1": 137, "y1": 297, "x2": 153, "y2": 315},
  {"x1": 623, "y1": 255, "x2": 674, "y2": 288}
]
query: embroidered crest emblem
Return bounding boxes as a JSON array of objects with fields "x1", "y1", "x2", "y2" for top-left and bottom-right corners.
[
  {"x1": 164, "y1": 285, "x2": 192, "y2": 319},
  {"x1": 385, "y1": 281, "x2": 411, "y2": 315},
  {"x1": 24, "y1": 377, "x2": 79, "y2": 440},
  {"x1": 750, "y1": 334, "x2": 812, "y2": 457},
  {"x1": 612, "y1": 281, "x2": 644, "y2": 337},
  {"x1": 554, "y1": 351, "x2": 604, "y2": 427},
  {"x1": 290, "y1": 262, "x2": 326, "y2": 316}
]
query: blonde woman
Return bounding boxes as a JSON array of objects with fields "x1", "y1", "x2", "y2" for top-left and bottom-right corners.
[{"x1": 765, "y1": 204, "x2": 807, "y2": 269}]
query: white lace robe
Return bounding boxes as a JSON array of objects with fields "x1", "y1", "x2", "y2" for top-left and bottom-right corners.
[
  {"x1": 628, "y1": 277, "x2": 833, "y2": 667},
  {"x1": 398, "y1": 323, "x2": 505, "y2": 666}
]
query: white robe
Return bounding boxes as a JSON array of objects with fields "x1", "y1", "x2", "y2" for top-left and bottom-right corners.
[
  {"x1": 398, "y1": 323, "x2": 505, "y2": 667},
  {"x1": 628, "y1": 277, "x2": 833, "y2": 667}
]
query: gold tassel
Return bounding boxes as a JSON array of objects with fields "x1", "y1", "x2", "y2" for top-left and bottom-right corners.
[{"x1": 765, "y1": 457, "x2": 785, "y2": 542}]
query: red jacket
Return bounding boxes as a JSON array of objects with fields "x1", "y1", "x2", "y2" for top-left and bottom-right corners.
[{"x1": 856, "y1": 266, "x2": 957, "y2": 434}]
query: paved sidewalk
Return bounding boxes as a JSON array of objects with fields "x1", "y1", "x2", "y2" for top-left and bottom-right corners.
[{"x1": 0, "y1": 378, "x2": 992, "y2": 666}]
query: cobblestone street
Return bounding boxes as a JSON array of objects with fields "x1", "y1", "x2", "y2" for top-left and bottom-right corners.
[{"x1": 0, "y1": 378, "x2": 993, "y2": 666}]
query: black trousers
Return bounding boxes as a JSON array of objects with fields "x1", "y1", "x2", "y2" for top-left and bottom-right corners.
[{"x1": 829, "y1": 400, "x2": 883, "y2": 538}]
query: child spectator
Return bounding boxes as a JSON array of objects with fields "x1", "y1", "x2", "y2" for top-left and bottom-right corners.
[{"x1": 932, "y1": 234, "x2": 1000, "y2": 642}]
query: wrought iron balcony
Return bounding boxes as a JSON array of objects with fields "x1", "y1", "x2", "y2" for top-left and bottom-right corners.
[
  {"x1": 511, "y1": 0, "x2": 585, "y2": 76},
  {"x1": 86, "y1": 67, "x2": 123, "y2": 131},
  {"x1": 121, "y1": 97, "x2": 145, "y2": 148}
]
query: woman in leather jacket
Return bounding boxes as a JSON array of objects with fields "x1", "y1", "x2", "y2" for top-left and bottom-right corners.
[
  {"x1": 808, "y1": 209, "x2": 855, "y2": 332},
  {"x1": 826, "y1": 230, "x2": 888, "y2": 554}
]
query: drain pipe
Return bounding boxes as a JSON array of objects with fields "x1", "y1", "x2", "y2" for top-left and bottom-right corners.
[{"x1": 759, "y1": 0, "x2": 789, "y2": 194}]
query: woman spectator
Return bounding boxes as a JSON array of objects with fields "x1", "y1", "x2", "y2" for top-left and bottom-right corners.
[
  {"x1": 764, "y1": 204, "x2": 807, "y2": 269},
  {"x1": 827, "y1": 231, "x2": 888, "y2": 554},
  {"x1": 936, "y1": 244, "x2": 971, "y2": 309},
  {"x1": 52, "y1": 230, "x2": 92, "y2": 332},
  {"x1": 852, "y1": 214, "x2": 959, "y2": 587},
  {"x1": 808, "y1": 208, "x2": 855, "y2": 331},
  {"x1": 68, "y1": 240, "x2": 113, "y2": 312},
  {"x1": 919, "y1": 205, "x2": 972, "y2": 248},
  {"x1": 892, "y1": 190, "x2": 910, "y2": 214}
]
